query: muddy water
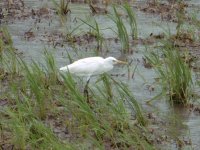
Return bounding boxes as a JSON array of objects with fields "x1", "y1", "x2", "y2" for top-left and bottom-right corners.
[{"x1": 2, "y1": 0, "x2": 200, "y2": 149}]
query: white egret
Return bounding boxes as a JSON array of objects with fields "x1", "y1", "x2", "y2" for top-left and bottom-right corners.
[{"x1": 59, "y1": 56, "x2": 128, "y2": 101}]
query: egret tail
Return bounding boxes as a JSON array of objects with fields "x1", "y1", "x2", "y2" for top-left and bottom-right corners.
[{"x1": 59, "y1": 66, "x2": 68, "y2": 72}]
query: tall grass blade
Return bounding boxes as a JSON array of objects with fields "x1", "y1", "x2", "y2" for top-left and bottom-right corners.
[
  {"x1": 79, "y1": 18, "x2": 103, "y2": 53},
  {"x1": 110, "y1": 6, "x2": 129, "y2": 53},
  {"x1": 123, "y1": 2, "x2": 138, "y2": 40}
]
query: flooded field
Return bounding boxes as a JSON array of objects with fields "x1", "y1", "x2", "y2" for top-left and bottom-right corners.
[{"x1": 0, "y1": 0, "x2": 200, "y2": 149}]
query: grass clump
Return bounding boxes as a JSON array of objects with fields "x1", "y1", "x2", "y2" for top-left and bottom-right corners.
[
  {"x1": 52, "y1": 0, "x2": 70, "y2": 24},
  {"x1": 1, "y1": 106, "x2": 73, "y2": 150},
  {"x1": 0, "y1": 27, "x2": 21, "y2": 78},
  {"x1": 80, "y1": 18, "x2": 103, "y2": 53},
  {"x1": 110, "y1": 6, "x2": 130, "y2": 53},
  {"x1": 65, "y1": 73, "x2": 151, "y2": 149},
  {"x1": 22, "y1": 61, "x2": 49, "y2": 119},
  {"x1": 110, "y1": 4, "x2": 138, "y2": 53},
  {"x1": 0, "y1": 26, "x2": 13, "y2": 48},
  {"x1": 146, "y1": 42, "x2": 192, "y2": 104},
  {"x1": 52, "y1": 0, "x2": 70, "y2": 16},
  {"x1": 123, "y1": 2, "x2": 138, "y2": 40}
]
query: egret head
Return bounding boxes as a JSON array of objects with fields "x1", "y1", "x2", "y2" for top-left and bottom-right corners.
[{"x1": 105, "y1": 57, "x2": 128, "y2": 65}]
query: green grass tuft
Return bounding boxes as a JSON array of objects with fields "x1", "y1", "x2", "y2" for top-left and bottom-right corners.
[
  {"x1": 110, "y1": 6, "x2": 130, "y2": 53},
  {"x1": 146, "y1": 42, "x2": 192, "y2": 104},
  {"x1": 123, "y1": 2, "x2": 138, "y2": 40}
]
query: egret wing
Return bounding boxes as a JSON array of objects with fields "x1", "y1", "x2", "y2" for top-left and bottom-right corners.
[{"x1": 67, "y1": 57, "x2": 104, "y2": 76}]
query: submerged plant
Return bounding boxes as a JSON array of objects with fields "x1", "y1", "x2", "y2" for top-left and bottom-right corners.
[{"x1": 146, "y1": 42, "x2": 192, "y2": 104}]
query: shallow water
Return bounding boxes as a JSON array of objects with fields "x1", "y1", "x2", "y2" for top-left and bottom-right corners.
[{"x1": 2, "y1": 0, "x2": 200, "y2": 149}]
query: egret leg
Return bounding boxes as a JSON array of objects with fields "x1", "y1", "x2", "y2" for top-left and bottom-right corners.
[{"x1": 84, "y1": 78, "x2": 90, "y2": 103}]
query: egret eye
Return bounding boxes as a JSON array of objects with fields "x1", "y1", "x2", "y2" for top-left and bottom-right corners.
[{"x1": 112, "y1": 60, "x2": 117, "y2": 63}]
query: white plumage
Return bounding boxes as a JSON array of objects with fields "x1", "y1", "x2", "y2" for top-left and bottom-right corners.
[
  {"x1": 60, "y1": 56, "x2": 127, "y2": 100},
  {"x1": 59, "y1": 56, "x2": 127, "y2": 79}
]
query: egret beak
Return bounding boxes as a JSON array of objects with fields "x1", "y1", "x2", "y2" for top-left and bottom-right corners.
[{"x1": 116, "y1": 60, "x2": 128, "y2": 65}]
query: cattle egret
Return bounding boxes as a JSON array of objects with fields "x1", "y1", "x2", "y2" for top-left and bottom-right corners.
[
  {"x1": 60, "y1": 56, "x2": 127, "y2": 78},
  {"x1": 59, "y1": 56, "x2": 127, "y2": 101}
]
